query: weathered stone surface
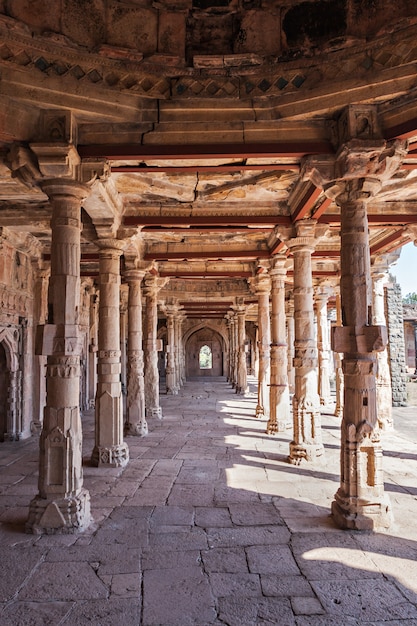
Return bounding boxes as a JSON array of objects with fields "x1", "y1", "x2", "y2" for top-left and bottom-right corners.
[
  {"x1": 0, "y1": 601, "x2": 72, "y2": 626},
  {"x1": 246, "y1": 544, "x2": 301, "y2": 575},
  {"x1": 143, "y1": 566, "x2": 216, "y2": 626},
  {"x1": 17, "y1": 562, "x2": 108, "y2": 601},
  {"x1": 61, "y1": 598, "x2": 142, "y2": 626}
]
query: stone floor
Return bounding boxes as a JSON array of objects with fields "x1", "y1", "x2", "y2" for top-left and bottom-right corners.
[{"x1": 1, "y1": 377, "x2": 417, "y2": 625}]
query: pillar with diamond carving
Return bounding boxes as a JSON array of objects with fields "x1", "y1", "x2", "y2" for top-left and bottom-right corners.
[
  {"x1": 125, "y1": 269, "x2": 148, "y2": 436},
  {"x1": 267, "y1": 254, "x2": 291, "y2": 434},
  {"x1": 27, "y1": 179, "x2": 91, "y2": 534},
  {"x1": 287, "y1": 220, "x2": 324, "y2": 464},
  {"x1": 91, "y1": 239, "x2": 129, "y2": 467},
  {"x1": 334, "y1": 292, "x2": 344, "y2": 418}
]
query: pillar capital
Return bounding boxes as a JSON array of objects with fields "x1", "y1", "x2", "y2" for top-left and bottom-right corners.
[
  {"x1": 286, "y1": 219, "x2": 319, "y2": 253},
  {"x1": 95, "y1": 238, "x2": 125, "y2": 254},
  {"x1": 124, "y1": 268, "x2": 146, "y2": 284}
]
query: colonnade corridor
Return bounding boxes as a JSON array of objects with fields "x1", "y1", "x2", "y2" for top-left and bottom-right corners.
[{"x1": 1, "y1": 377, "x2": 417, "y2": 625}]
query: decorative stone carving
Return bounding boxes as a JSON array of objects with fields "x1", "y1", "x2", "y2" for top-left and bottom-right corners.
[
  {"x1": 125, "y1": 269, "x2": 147, "y2": 437},
  {"x1": 143, "y1": 272, "x2": 168, "y2": 419},
  {"x1": 251, "y1": 265, "x2": 271, "y2": 419},
  {"x1": 267, "y1": 254, "x2": 291, "y2": 434},
  {"x1": 305, "y1": 114, "x2": 407, "y2": 528},
  {"x1": 232, "y1": 298, "x2": 248, "y2": 395},
  {"x1": 315, "y1": 284, "x2": 333, "y2": 407},
  {"x1": 91, "y1": 239, "x2": 129, "y2": 468},
  {"x1": 27, "y1": 179, "x2": 91, "y2": 534}
]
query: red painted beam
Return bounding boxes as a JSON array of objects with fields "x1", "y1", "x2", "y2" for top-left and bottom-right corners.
[
  {"x1": 78, "y1": 142, "x2": 334, "y2": 161},
  {"x1": 145, "y1": 250, "x2": 270, "y2": 260},
  {"x1": 369, "y1": 228, "x2": 407, "y2": 255},
  {"x1": 159, "y1": 271, "x2": 252, "y2": 277},
  {"x1": 385, "y1": 119, "x2": 417, "y2": 140},
  {"x1": 291, "y1": 184, "x2": 322, "y2": 222},
  {"x1": 124, "y1": 215, "x2": 290, "y2": 227},
  {"x1": 269, "y1": 239, "x2": 286, "y2": 256},
  {"x1": 319, "y1": 214, "x2": 417, "y2": 225},
  {"x1": 112, "y1": 164, "x2": 300, "y2": 173},
  {"x1": 312, "y1": 196, "x2": 333, "y2": 219}
]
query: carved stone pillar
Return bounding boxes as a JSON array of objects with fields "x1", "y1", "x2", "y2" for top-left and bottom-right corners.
[
  {"x1": 174, "y1": 310, "x2": 185, "y2": 389},
  {"x1": 143, "y1": 273, "x2": 166, "y2": 419},
  {"x1": 253, "y1": 270, "x2": 271, "y2": 419},
  {"x1": 91, "y1": 239, "x2": 129, "y2": 468},
  {"x1": 334, "y1": 292, "x2": 344, "y2": 418},
  {"x1": 286, "y1": 294, "x2": 295, "y2": 394},
  {"x1": 31, "y1": 266, "x2": 49, "y2": 434},
  {"x1": 234, "y1": 300, "x2": 248, "y2": 395},
  {"x1": 371, "y1": 258, "x2": 394, "y2": 430},
  {"x1": 287, "y1": 220, "x2": 324, "y2": 464},
  {"x1": 163, "y1": 301, "x2": 180, "y2": 395},
  {"x1": 88, "y1": 290, "x2": 98, "y2": 408},
  {"x1": 315, "y1": 285, "x2": 333, "y2": 406},
  {"x1": 226, "y1": 313, "x2": 234, "y2": 385},
  {"x1": 124, "y1": 269, "x2": 148, "y2": 437},
  {"x1": 267, "y1": 254, "x2": 291, "y2": 434},
  {"x1": 120, "y1": 286, "x2": 128, "y2": 411},
  {"x1": 304, "y1": 106, "x2": 407, "y2": 529},
  {"x1": 27, "y1": 179, "x2": 91, "y2": 534}
]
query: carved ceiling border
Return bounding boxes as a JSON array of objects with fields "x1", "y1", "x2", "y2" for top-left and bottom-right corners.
[{"x1": 1, "y1": 16, "x2": 417, "y2": 102}]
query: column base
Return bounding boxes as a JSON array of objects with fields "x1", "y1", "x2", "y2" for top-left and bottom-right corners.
[
  {"x1": 125, "y1": 420, "x2": 148, "y2": 437},
  {"x1": 255, "y1": 404, "x2": 264, "y2": 419},
  {"x1": 146, "y1": 406, "x2": 163, "y2": 419},
  {"x1": 288, "y1": 440, "x2": 325, "y2": 465},
  {"x1": 26, "y1": 488, "x2": 91, "y2": 535},
  {"x1": 267, "y1": 417, "x2": 292, "y2": 434},
  {"x1": 331, "y1": 491, "x2": 392, "y2": 531},
  {"x1": 91, "y1": 442, "x2": 129, "y2": 467},
  {"x1": 166, "y1": 387, "x2": 179, "y2": 396}
]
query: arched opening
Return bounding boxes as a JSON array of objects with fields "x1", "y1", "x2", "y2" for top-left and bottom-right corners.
[
  {"x1": 0, "y1": 342, "x2": 9, "y2": 442},
  {"x1": 186, "y1": 327, "x2": 224, "y2": 377},
  {"x1": 199, "y1": 344, "x2": 212, "y2": 370}
]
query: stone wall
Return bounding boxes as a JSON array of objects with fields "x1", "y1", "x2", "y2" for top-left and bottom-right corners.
[{"x1": 385, "y1": 281, "x2": 408, "y2": 406}]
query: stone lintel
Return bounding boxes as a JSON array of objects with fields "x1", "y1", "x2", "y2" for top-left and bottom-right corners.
[{"x1": 331, "y1": 324, "x2": 387, "y2": 354}]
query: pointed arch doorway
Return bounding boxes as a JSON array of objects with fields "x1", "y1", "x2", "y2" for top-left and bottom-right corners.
[{"x1": 185, "y1": 327, "x2": 224, "y2": 377}]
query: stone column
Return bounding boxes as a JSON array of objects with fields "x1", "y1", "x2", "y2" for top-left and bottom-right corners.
[
  {"x1": 120, "y1": 286, "x2": 128, "y2": 414},
  {"x1": 315, "y1": 285, "x2": 332, "y2": 406},
  {"x1": 234, "y1": 300, "x2": 248, "y2": 395},
  {"x1": 174, "y1": 310, "x2": 185, "y2": 389},
  {"x1": 267, "y1": 254, "x2": 291, "y2": 434},
  {"x1": 91, "y1": 239, "x2": 129, "y2": 468},
  {"x1": 414, "y1": 323, "x2": 417, "y2": 375},
  {"x1": 163, "y1": 301, "x2": 180, "y2": 395},
  {"x1": 254, "y1": 271, "x2": 271, "y2": 419},
  {"x1": 334, "y1": 292, "x2": 344, "y2": 418},
  {"x1": 226, "y1": 313, "x2": 233, "y2": 384},
  {"x1": 124, "y1": 269, "x2": 147, "y2": 436},
  {"x1": 287, "y1": 219, "x2": 324, "y2": 464},
  {"x1": 31, "y1": 266, "x2": 49, "y2": 434},
  {"x1": 371, "y1": 258, "x2": 394, "y2": 430},
  {"x1": 143, "y1": 273, "x2": 166, "y2": 419},
  {"x1": 27, "y1": 179, "x2": 91, "y2": 534},
  {"x1": 286, "y1": 294, "x2": 295, "y2": 394},
  {"x1": 88, "y1": 290, "x2": 98, "y2": 408}
]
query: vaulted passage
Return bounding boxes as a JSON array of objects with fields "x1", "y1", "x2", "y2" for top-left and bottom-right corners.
[{"x1": 1, "y1": 377, "x2": 417, "y2": 623}]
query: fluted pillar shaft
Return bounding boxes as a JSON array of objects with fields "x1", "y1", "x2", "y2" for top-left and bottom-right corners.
[
  {"x1": 286, "y1": 296, "x2": 295, "y2": 394},
  {"x1": 315, "y1": 286, "x2": 332, "y2": 406},
  {"x1": 164, "y1": 302, "x2": 180, "y2": 395},
  {"x1": 144, "y1": 274, "x2": 165, "y2": 419},
  {"x1": 91, "y1": 240, "x2": 129, "y2": 467},
  {"x1": 267, "y1": 254, "x2": 291, "y2": 433},
  {"x1": 372, "y1": 264, "x2": 393, "y2": 430},
  {"x1": 27, "y1": 179, "x2": 91, "y2": 534},
  {"x1": 287, "y1": 220, "x2": 324, "y2": 464},
  {"x1": 334, "y1": 292, "x2": 344, "y2": 418},
  {"x1": 254, "y1": 275, "x2": 271, "y2": 419},
  {"x1": 125, "y1": 270, "x2": 147, "y2": 436},
  {"x1": 235, "y1": 303, "x2": 248, "y2": 395},
  {"x1": 331, "y1": 178, "x2": 391, "y2": 530}
]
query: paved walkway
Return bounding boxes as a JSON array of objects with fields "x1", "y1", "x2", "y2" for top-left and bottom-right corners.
[{"x1": 1, "y1": 377, "x2": 417, "y2": 625}]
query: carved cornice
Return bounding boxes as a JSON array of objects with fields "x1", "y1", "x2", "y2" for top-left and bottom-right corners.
[{"x1": 1, "y1": 13, "x2": 417, "y2": 104}]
